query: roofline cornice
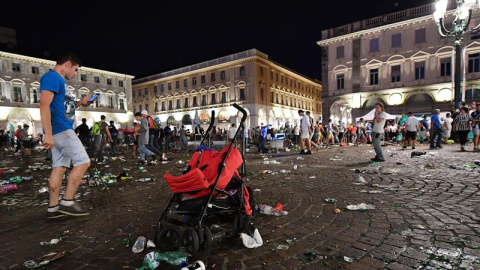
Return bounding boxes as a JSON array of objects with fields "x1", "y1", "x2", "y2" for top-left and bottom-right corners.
[
  {"x1": 316, "y1": 10, "x2": 455, "y2": 47},
  {"x1": 0, "y1": 51, "x2": 134, "y2": 79}
]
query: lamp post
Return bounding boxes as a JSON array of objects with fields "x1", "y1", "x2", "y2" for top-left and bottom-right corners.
[{"x1": 434, "y1": 0, "x2": 480, "y2": 109}]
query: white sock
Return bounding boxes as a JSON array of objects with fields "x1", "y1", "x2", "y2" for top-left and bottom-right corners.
[
  {"x1": 60, "y1": 200, "x2": 75, "y2": 206},
  {"x1": 48, "y1": 205, "x2": 59, "y2": 212}
]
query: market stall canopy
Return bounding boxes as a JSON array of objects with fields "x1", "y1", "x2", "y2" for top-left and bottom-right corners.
[{"x1": 355, "y1": 109, "x2": 396, "y2": 122}]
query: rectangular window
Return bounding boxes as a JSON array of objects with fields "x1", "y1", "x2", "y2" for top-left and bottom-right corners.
[
  {"x1": 415, "y1": 62, "x2": 425, "y2": 79},
  {"x1": 94, "y1": 76, "x2": 100, "y2": 83},
  {"x1": 270, "y1": 71, "x2": 273, "y2": 80},
  {"x1": 370, "y1": 69, "x2": 379, "y2": 85},
  {"x1": 169, "y1": 100, "x2": 173, "y2": 110},
  {"x1": 119, "y1": 99, "x2": 125, "y2": 110},
  {"x1": 145, "y1": 88, "x2": 148, "y2": 95},
  {"x1": 211, "y1": 73, "x2": 215, "y2": 82},
  {"x1": 276, "y1": 93, "x2": 279, "y2": 103},
  {"x1": 391, "y1": 33, "x2": 401, "y2": 48},
  {"x1": 281, "y1": 76, "x2": 284, "y2": 84},
  {"x1": 176, "y1": 99, "x2": 181, "y2": 109},
  {"x1": 176, "y1": 81, "x2": 180, "y2": 89},
  {"x1": 337, "y1": 46, "x2": 344, "y2": 59},
  {"x1": 146, "y1": 104, "x2": 149, "y2": 112},
  {"x1": 275, "y1": 73, "x2": 279, "y2": 81},
  {"x1": 161, "y1": 84, "x2": 164, "y2": 92},
  {"x1": 13, "y1": 86, "x2": 22, "y2": 102},
  {"x1": 119, "y1": 80, "x2": 124, "y2": 87},
  {"x1": 370, "y1": 38, "x2": 379, "y2": 52},
  {"x1": 441, "y1": 58, "x2": 452, "y2": 77},
  {"x1": 201, "y1": 95, "x2": 207, "y2": 106},
  {"x1": 391, "y1": 65, "x2": 401, "y2": 82},
  {"x1": 154, "y1": 85, "x2": 158, "y2": 93},
  {"x1": 336, "y1": 74, "x2": 345, "y2": 89},
  {"x1": 240, "y1": 89, "x2": 245, "y2": 101},
  {"x1": 221, "y1": 92, "x2": 226, "y2": 103},
  {"x1": 168, "y1": 83, "x2": 172, "y2": 90},
  {"x1": 139, "y1": 105, "x2": 142, "y2": 113},
  {"x1": 468, "y1": 53, "x2": 480, "y2": 73},
  {"x1": 192, "y1": 77, "x2": 197, "y2": 85},
  {"x1": 221, "y1": 71, "x2": 226, "y2": 80},
  {"x1": 271, "y1": 92, "x2": 274, "y2": 103},
  {"x1": 81, "y1": 74, "x2": 87, "y2": 81},
  {"x1": 211, "y1": 93, "x2": 216, "y2": 104},
  {"x1": 138, "y1": 89, "x2": 142, "y2": 97},
  {"x1": 193, "y1": 97, "x2": 198, "y2": 107},
  {"x1": 31, "y1": 66, "x2": 39, "y2": 74},
  {"x1": 162, "y1": 102, "x2": 166, "y2": 111},
  {"x1": 107, "y1": 78, "x2": 112, "y2": 85},
  {"x1": 415, "y1": 28, "x2": 426, "y2": 44},
  {"x1": 183, "y1": 79, "x2": 188, "y2": 87},
  {"x1": 184, "y1": 98, "x2": 189, "y2": 108},
  {"x1": 155, "y1": 102, "x2": 158, "y2": 112},
  {"x1": 240, "y1": 66, "x2": 245, "y2": 76},
  {"x1": 260, "y1": 88, "x2": 264, "y2": 101},
  {"x1": 108, "y1": 96, "x2": 113, "y2": 108},
  {"x1": 260, "y1": 67, "x2": 264, "y2": 76},
  {"x1": 201, "y1": 75, "x2": 206, "y2": 84},
  {"x1": 132, "y1": 90, "x2": 136, "y2": 98},
  {"x1": 12, "y1": 63, "x2": 20, "y2": 72}
]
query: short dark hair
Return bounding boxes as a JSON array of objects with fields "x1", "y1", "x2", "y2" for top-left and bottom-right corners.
[
  {"x1": 446, "y1": 113, "x2": 451, "y2": 117},
  {"x1": 298, "y1": 110, "x2": 304, "y2": 114},
  {"x1": 82, "y1": 118, "x2": 86, "y2": 122},
  {"x1": 135, "y1": 112, "x2": 141, "y2": 117},
  {"x1": 407, "y1": 112, "x2": 412, "y2": 115},
  {"x1": 110, "y1": 121, "x2": 114, "y2": 124},
  {"x1": 101, "y1": 115, "x2": 106, "y2": 120},
  {"x1": 306, "y1": 111, "x2": 311, "y2": 115},
  {"x1": 56, "y1": 51, "x2": 82, "y2": 67}
]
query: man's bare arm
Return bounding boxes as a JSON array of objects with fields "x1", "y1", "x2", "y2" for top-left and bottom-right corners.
[{"x1": 40, "y1": 91, "x2": 55, "y2": 149}]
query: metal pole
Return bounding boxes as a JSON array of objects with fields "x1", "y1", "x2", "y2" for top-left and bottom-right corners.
[{"x1": 455, "y1": 43, "x2": 462, "y2": 109}]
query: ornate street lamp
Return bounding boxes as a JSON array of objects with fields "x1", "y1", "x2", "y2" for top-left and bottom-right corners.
[{"x1": 434, "y1": 0, "x2": 480, "y2": 108}]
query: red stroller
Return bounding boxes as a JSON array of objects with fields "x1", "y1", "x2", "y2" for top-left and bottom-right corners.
[{"x1": 154, "y1": 104, "x2": 255, "y2": 255}]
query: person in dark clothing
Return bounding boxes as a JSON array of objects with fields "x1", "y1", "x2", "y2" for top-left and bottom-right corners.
[
  {"x1": 108, "y1": 121, "x2": 118, "y2": 155},
  {"x1": 75, "y1": 118, "x2": 90, "y2": 148}
]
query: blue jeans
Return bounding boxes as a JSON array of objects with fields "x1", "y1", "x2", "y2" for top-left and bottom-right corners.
[
  {"x1": 430, "y1": 128, "x2": 443, "y2": 147},
  {"x1": 372, "y1": 132, "x2": 384, "y2": 160},
  {"x1": 139, "y1": 144, "x2": 155, "y2": 161}
]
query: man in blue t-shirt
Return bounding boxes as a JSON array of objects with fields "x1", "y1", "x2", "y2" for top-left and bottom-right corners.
[
  {"x1": 40, "y1": 52, "x2": 92, "y2": 219},
  {"x1": 429, "y1": 109, "x2": 443, "y2": 149}
]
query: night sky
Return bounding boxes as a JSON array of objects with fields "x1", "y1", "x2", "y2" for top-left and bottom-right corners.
[{"x1": 1, "y1": 0, "x2": 432, "y2": 80}]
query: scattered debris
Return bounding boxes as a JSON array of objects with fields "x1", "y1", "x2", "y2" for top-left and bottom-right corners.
[{"x1": 346, "y1": 203, "x2": 375, "y2": 211}]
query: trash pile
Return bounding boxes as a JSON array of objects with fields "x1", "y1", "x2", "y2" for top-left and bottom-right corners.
[{"x1": 256, "y1": 203, "x2": 288, "y2": 216}]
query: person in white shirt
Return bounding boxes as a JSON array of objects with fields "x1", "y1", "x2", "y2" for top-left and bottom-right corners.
[
  {"x1": 228, "y1": 124, "x2": 237, "y2": 145},
  {"x1": 293, "y1": 125, "x2": 300, "y2": 145},
  {"x1": 371, "y1": 103, "x2": 387, "y2": 162},
  {"x1": 298, "y1": 110, "x2": 312, "y2": 155},
  {"x1": 403, "y1": 112, "x2": 419, "y2": 150}
]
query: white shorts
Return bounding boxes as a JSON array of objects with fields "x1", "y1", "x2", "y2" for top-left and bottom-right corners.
[
  {"x1": 52, "y1": 129, "x2": 90, "y2": 168},
  {"x1": 300, "y1": 130, "x2": 310, "y2": 139},
  {"x1": 474, "y1": 126, "x2": 480, "y2": 136}
]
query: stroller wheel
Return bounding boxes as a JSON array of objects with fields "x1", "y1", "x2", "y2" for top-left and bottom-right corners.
[
  {"x1": 199, "y1": 225, "x2": 213, "y2": 252},
  {"x1": 183, "y1": 228, "x2": 199, "y2": 256},
  {"x1": 233, "y1": 214, "x2": 245, "y2": 234},
  {"x1": 155, "y1": 226, "x2": 181, "y2": 251}
]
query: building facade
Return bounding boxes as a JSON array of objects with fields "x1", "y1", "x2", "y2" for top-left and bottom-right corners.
[
  {"x1": 317, "y1": 0, "x2": 480, "y2": 124},
  {"x1": 133, "y1": 49, "x2": 321, "y2": 131},
  {"x1": 0, "y1": 51, "x2": 134, "y2": 135}
]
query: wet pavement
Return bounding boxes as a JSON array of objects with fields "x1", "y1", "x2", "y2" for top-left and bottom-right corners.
[{"x1": 1, "y1": 143, "x2": 480, "y2": 270}]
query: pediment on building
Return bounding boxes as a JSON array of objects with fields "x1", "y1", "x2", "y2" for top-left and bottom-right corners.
[
  {"x1": 410, "y1": 51, "x2": 430, "y2": 61},
  {"x1": 435, "y1": 46, "x2": 454, "y2": 56},
  {"x1": 386, "y1": 55, "x2": 405, "y2": 64},
  {"x1": 365, "y1": 59, "x2": 382, "y2": 67}
]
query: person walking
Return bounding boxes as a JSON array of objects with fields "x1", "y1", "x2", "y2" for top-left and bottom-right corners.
[
  {"x1": 14, "y1": 125, "x2": 23, "y2": 153},
  {"x1": 453, "y1": 107, "x2": 472, "y2": 152},
  {"x1": 443, "y1": 113, "x2": 453, "y2": 143},
  {"x1": 136, "y1": 111, "x2": 163, "y2": 165},
  {"x1": 40, "y1": 52, "x2": 92, "y2": 218},
  {"x1": 92, "y1": 115, "x2": 113, "y2": 163},
  {"x1": 371, "y1": 103, "x2": 387, "y2": 162},
  {"x1": 403, "y1": 112, "x2": 419, "y2": 150},
  {"x1": 108, "y1": 121, "x2": 118, "y2": 155},
  {"x1": 299, "y1": 110, "x2": 312, "y2": 154},
  {"x1": 429, "y1": 109, "x2": 443, "y2": 149},
  {"x1": 20, "y1": 124, "x2": 32, "y2": 156},
  {"x1": 471, "y1": 103, "x2": 480, "y2": 151},
  {"x1": 179, "y1": 125, "x2": 188, "y2": 150},
  {"x1": 75, "y1": 118, "x2": 90, "y2": 148}
]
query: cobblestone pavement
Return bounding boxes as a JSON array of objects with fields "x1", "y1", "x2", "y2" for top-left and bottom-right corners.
[{"x1": 1, "y1": 143, "x2": 480, "y2": 270}]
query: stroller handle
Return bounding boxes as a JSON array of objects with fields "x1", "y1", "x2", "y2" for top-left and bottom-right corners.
[{"x1": 233, "y1": 103, "x2": 247, "y2": 123}]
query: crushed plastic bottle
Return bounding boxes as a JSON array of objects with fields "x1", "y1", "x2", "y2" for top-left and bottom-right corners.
[
  {"x1": 136, "y1": 178, "x2": 156, "y2": 182},
  {"x1": 0, "y1": 184, "x2": 18, "y2": 193},
  {"x1": 141, "y1": 251, "x2": 161, "y2": 269},
  {"x1": 132, "y1": 236, "x2": 146, "y2": 253},
  {"x1": 256, "y1": 203, "x2": 288, "y2": 216},
  {"x1": 324, "y1": 198, "x2": 337, "y2": 203},
  {"x1": 180, "y1": 261, "x2": 206, "y2": 270}
]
